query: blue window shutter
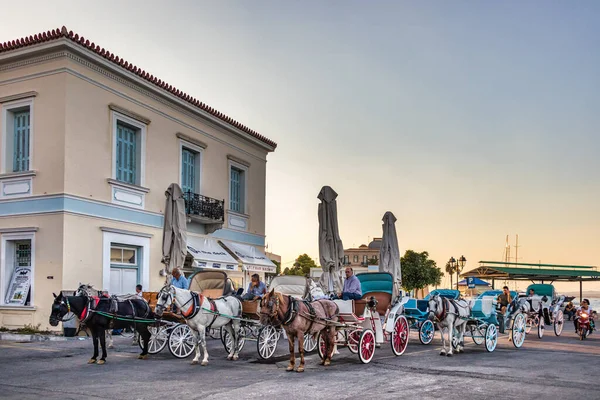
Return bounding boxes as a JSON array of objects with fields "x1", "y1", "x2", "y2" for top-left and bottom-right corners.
[
  {"x1": 116, "y1": 123, "x2": 137, "y2": 184},
  {"x1": 230, "y1": 168, "x2": 241, "y2": 212},
  {"x1": 13, "y1": 111, "x2": 30, "y2": 172},
  {"x1": 181, "y1": 149, "x2": 196, "y2": 193}
]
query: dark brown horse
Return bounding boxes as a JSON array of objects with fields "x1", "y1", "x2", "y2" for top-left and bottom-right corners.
[{"x1": 260, "y1": 289, "x2": 338, "y2": 372}]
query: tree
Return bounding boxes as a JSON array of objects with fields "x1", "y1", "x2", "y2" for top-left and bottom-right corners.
[
  {"x1": 400, "y1": 250, "x2": 444, "y2": 292},
  {"x1": 367, "y1": 257, "x2": 379, "y2": 265},
  {"x1": 283, "y1": 254, "x2": 318, "y2": 276},
  {"x1": 445, "y1": 261, "x2": 455, "y2": 289}
]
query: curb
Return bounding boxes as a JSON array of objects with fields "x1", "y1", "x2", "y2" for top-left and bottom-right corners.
[{"x1": 0, "y1": 332, "x2": 89, "y2": 342}]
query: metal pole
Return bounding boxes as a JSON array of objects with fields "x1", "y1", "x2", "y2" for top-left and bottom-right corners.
[
  {"x1": 580, "y1": 280, "x2": 583, "y2": 303},
  {"x1": 492, "y1": 278, "x2": 495, "y2": 290}
]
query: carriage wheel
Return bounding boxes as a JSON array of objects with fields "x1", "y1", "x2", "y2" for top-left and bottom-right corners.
[
  {"x1": 537, "y1": 322, "x2": 544, "y2": 339},
  {"x1": 553, "y1": 310, "x2": 564, "y2": 336},
  {"x1": 120, "y1": 325, "x2": 135, "y2": 338},
  {"x1": 358, "y1": 329, "x2": 376, "y2": 364},
  {"x1": 222, "y1": 326, "x2": 246, "y2": 354},
  {"x1": 257, "y1": 325, "x2": 279, "y2": 360},
  {"x1": 419, "y1": 320, "x2": 435, "y2": 345},
  {"x1": 168, "y1": 324, "x2": 195, "y2": 359},
  {"x1": 139, "y1": 325, "x2": 168, "y2": 354},
  {"x1": 303, "y1": 333, "x2": 318, "y2": 353},
  {"x1": 471, "y1": 325, "x2": 485, "y2": 345},
  {"x1": 485, "y1": 324, "x2": 497, "y2": 352},
  {"x1": 511, "y1": 313, "x2": 526, "y2": 348},
  {"x1": 391, "y1": 316, "x2": 409, "y2": 356},
  {"x1": 317, "y1": 331, "x2": 327, "y2": 360},
  {"x1": 347, "y1": 330, "x2": 361, "y2": 354}
]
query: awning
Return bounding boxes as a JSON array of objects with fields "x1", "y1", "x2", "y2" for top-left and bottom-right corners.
[
  {"x1": 186, "y1": 236, "x2": 239, "y2": 271},
  {"x1": 220, "y1": 240, "x2": 277, "y2": 273}
]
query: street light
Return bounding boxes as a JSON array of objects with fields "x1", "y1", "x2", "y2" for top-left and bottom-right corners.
[{"x1": 448, "y1": 255, "x2": 467, "y2": 290}]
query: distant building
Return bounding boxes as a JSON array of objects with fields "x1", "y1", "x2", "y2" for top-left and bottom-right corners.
[{"x1": 343, "y1": 238, "x2": 382, "y2": 274}]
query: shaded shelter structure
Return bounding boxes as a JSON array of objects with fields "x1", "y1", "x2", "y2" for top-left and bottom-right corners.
[{"x1": 461, "y1": 261, "x2": 600, "y2": 302}]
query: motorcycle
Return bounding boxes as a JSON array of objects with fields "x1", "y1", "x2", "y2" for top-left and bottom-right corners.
[{"x1": 576, "y1": 309, "x2": 593, "y2": 340}]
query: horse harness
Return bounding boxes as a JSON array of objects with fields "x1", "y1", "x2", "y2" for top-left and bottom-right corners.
[
  {"x1": 434, "y1": 297, "x2": 465, "y2": 321},
  {"x1": 82, "y1": 295, "x2": 150, "y2": 324}
]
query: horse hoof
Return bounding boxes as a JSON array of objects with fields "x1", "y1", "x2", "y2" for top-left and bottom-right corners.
[
  {"x1": 191, "y1": 360, "x2": 199, "y2": 365},
  {"x1": 108, "y1": 345, "x2": 114, "y2": 349},
  {"x1": 227, "y1": 355, "x2": 233, "y2": 360},
  {"x1": 323, "y1": 360, "x2": 331, "y2": 367},
  {"x1": 297, "y1": 367, "x2": 305, "y2": 373},
  {"x1": 88, "y1": 359, "x2": 97, "y2": 364},
  {"x1": 286, "y1": 366, "x2": 295, "y2": 372},
  {"x1": 232, "y1": 355, "x2": 239, "y2": 361},
  {"x1": 201, "y1": 361, "x2": 208, "y2": 366},
  {"x1": 446, "y1": 353, "x2": 453, "y2": 357},
  {"x1": 97, "y1": 360, "x2": 105, "y2": 365},
  {"x1": 439, "y1": 351, "x2": 445, "y2": 356},
  {"x1": 138, "y1": 355, "x2": 148, "y2": 360}
]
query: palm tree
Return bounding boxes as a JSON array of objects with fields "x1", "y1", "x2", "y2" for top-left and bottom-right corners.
[{"x1": 445, "y1": 262, "x2": 455, "y2": 289}]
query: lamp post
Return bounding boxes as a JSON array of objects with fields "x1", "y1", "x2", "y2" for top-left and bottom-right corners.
[{"x1": 448, "y1": 256, "x2": 467, "y2": 290}]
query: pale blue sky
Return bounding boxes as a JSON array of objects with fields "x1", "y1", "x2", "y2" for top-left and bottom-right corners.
[{"x1": 2, "y1": 1, "x2": 600, "y2": 291}]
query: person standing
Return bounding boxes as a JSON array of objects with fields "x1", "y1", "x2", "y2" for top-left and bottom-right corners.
[{"x1": 171, "y1": 268, "x2": 188, "y2": 313}]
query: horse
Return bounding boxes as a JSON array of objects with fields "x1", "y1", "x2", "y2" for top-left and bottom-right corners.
[
  {"x1": 260, "y1": 288, "x2": 339, "y2": 372},
  {"x1": 428, "y1": 294, "x2": 471, "y2": 356},
  {"x1": 75, "y1": 283, "x2": 116, "y2": 348},
  {"x1": 49, "y1": 292, "x2": 154, "y2": 364},
  {"x1": 155, "y1": 285, "x2": 243, "y2": 366}
]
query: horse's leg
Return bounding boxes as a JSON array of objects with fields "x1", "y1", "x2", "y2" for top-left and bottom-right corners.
[
  {"x1": 439, "y1": 325, "x2": 447, "y2": 356},
  {"x1": 200, "y1": 326, "x2": 209, "y2": 366},
  {"x1": 89, "y1": 328, "x2": 98, "y2": 363},
  {"x1": 447, "y1": 319, "x2": 454, "y2": 357},
  {"x1": 106, "y1": 329, "x2": 114, "y2": 349},
  {"x1": 138, "y1": 324, "x2": 151, "y2": 359},
  {"x1": 297, "y1": 332, "x2": 305, "y2": 373},
  {"x1": 98, "y1": 327, "x2": 107, "y2": 364},
  {"x1": 324, "y1": 327, "x2": 335, "y2": 366},
  {"x1": 224, "y1": 324, "x2": 235, "y2": 361},
  {"x1": 232, "y1": 320, "x2": 241, "y2": 361},
  {"x1": 191, "y1": 327, "x2": 201, "y2": 365},
  {"x1": 286, "y1": 333, "x2": 296, "y2": 371}
]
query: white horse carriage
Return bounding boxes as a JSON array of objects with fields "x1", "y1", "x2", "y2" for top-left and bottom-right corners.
[
  {"x1": 316, "y1": 272, "x2": 410, "y2": 364},
  {"x1": 514, "y1": 284, "x2": 565, "y2": 338},
  {"x1": 428, "y1": 290, "x2": 526, "y2": 355}
]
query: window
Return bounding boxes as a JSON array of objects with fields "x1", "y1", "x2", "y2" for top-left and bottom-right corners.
[
  {"x1": 1, "y1": 232, "x2": 35, "y2": 307},
  {"x1": 229, "y1": 165, "x2": 246, "y2": 213},
  {"x1": 343, "y1": 255, "x2": 349, "y2": 265},
  {"x1": 179, "y1": 141, "x2": 202, "y2": 195},
  {"x1": 353, "y1": 255, "x2": 359, "y2": 263},
  {"x1": 363, "y1": 255, "x2": 368, "y2": 263},
  {"x1": 109, "y1": 245, "x2": 139, "y2": 295},
  {"x1": 2, "y1": 98, "x2": 34, "y2": 174},
  {"x1": 112, "y1": 111, "x2": 146, "y2": 186}
]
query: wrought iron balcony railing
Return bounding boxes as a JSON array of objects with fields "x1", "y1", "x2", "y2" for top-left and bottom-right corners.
[{"x1": 184, "y1": 191, "x2": 225, "y2": 222}]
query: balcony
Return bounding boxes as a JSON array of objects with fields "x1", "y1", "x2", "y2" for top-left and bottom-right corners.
[{"x1": 183, "y1": 191, "x2": 225, "y2": 224}]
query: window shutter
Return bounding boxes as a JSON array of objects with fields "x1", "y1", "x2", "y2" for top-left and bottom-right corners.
[
  {"x1": 230, "y1": 168, "x2": 241, "y2": 212},
  {"x1": 13, "y1": 111, "x2": 30, "y2": 172},
  {"x1": 116, "y1": 123, "x2": 137, "y2": 184},
  {"x1": 181, "y1": 149, "x2": 196, "y2": 193}
]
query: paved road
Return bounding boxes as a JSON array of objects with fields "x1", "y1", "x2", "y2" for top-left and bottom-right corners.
[{"x1": 0, "y1": 328, "x2": 597, "y2": 400}]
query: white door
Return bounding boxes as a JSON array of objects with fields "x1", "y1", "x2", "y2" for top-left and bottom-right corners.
[{"x1": 110, "y1": 268, "x2": 138, "y2": 295}]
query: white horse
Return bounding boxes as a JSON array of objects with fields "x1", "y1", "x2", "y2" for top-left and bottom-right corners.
[
  {"x1": 428, "y1": 294, "x2": 471, "y2": 356},
  {"x1": 155, "y1": 285, "x2": 243, "y2": 365}
]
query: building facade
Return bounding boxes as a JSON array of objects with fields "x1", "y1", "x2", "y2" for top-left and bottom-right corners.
[
  {"x1": 0, "y1": 27, "x2": 277, "y2": 329},
  {"x1": 343, "y1": 238, "x2": 382, "y2": 274}
]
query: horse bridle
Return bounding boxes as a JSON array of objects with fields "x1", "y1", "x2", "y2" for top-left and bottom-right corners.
[
  {"x1": 260, "y1": 294, "x2": 281, "y2": 321},
  {"x1": 51, "y1": 297, "x2": 76, "y2": 322},
  {"x1": 156, "y1": 286, "x2": 194, "y2": 314}
]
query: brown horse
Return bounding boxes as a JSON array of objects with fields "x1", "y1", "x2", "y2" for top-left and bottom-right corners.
[{"x1": 260, "y1": 289, "x2": 338, "y2": 372}]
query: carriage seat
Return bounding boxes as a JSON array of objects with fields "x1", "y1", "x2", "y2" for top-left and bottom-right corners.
[{"x1": 471, "y1": 297, "x2": 495, "y2": 319}]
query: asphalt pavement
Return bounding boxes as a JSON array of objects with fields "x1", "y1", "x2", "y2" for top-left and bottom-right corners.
[{"x1": 0, "y1": 328, "x2": 597, "y2": 400}]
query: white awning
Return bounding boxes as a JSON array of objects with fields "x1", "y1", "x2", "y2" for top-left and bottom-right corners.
[
  {"x1": 220, "y1": 240, "x2": 277, "y2": 273},
  {"x1": 186, "y1": 236, "x2": 239, "y2": 271}
]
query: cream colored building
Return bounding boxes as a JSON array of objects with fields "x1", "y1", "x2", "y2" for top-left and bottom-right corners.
[{"x1": 0, "y1": 27, "x2": 277, "y2": 330}]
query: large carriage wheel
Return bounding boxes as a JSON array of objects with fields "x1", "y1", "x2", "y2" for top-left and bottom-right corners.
[
  {"x1": 418, "y1": 320, "x2": 435, "y2": 345},
  {"x1": 303, "y1": 333, "x2": 318, "y2": 353},
  {"x1": 391, "y1": 316, "x2": 409, "y2": 356},
  {"x1": 347, "y1": 330, "x2": 360, "y2": 354},
  {"x1": 484, "y1": 324, "x2": 498, "y2": 352},
  {"x1": 358, "y1": 329, "x2": 376, "y2": 364},
  {"x1": 553, "y1": 310, "x2": 564, "y2": 336},
  {"x1": 257, "y1": 325, "x2": 279, "y2": 360},
  {"x1": 537, "y1": 321, "x2": 544, "y2": 339},
  {"x1": 168, "y1": 324, "x2": 196, "y2": 359},
  {"x1": 511, "y1": 313, "x2": 526, "y2": 348},
  {"x1": 221, "y1": 326, "x2": 246, "y2": 354},
  {"x1": 471, "y1": 325, "x2": 485, "y2": 345},
  {"x1": 138, "y1": 324, "x2": 168, "y2": 354}
]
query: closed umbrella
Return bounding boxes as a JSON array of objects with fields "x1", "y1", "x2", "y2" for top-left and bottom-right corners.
[
  {"x1": 379, "y1": 211, "x2": 401, "y2": 297},
  {"x1": 162, "y1": 183, "x2": 188, "y2": 282},
  {"x1": 317, "y1": 186, "x2": 344, "y2": 294}
]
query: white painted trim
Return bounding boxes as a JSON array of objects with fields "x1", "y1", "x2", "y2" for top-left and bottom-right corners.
[
  {"x1": 178, "y1": 139, "x2": 203, "y2": 194},
  {"x1": 1, "y1": 97, "x2": 34, "y2": 174},
  {"x1": 228, "y1": 159, "x2": 249, "y2": 215},
  {"x1": 111, "y1": 110, "x2": 147, "y2": 187},
  {"x1": 0, "y1": 231, "x2": 35, "y2": 307},
  {"x1": 102, "y1": 231, "x2": 150, "y2": 293}
]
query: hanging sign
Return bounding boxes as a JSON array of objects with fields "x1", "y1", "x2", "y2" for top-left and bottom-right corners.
[{"x1": 5, "y1": 266, "x2": 32, "y2": 305}]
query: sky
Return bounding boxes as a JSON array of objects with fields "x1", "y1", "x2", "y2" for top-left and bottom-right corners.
[{"x1": 2, "y1": 1, "x2": 600, "y2": 292}]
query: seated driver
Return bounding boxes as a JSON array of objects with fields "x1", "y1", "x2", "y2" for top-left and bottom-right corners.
[
  {"x1": 337, "y1": 267, "x2": 362, "y2": 300},
  {"x1": 242, "y1": 274, "x2": 267, "y2": 301},
  {"x1": 497, "y1": 286, "x2": 511, "y2": 315}
]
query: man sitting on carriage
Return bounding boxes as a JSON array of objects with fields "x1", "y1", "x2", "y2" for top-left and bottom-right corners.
[
  {"x1": 337, "y1": 267, "x2": 362, "y2": 301},
  {"x1": 497, "y1": 286, "x2": 512, "y2": 333},
  {"x1": 242, "y1": 273, "x2": 267, "y2": 300}
]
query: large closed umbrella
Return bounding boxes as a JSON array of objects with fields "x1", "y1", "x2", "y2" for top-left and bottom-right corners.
[
  {"x1": 162, "y1": 183, "x2": 188, "y2": 280},
  {"x1": 379, "y1": 211, "x2": 401, "y2": 297},
  {"x1": 317, "y1": 186, "x2": 344, "y2": 294}
]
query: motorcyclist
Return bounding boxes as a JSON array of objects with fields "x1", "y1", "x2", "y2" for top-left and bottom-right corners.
[{"x1": 574, "y1": 299, "x2": 593, "y2": 333}]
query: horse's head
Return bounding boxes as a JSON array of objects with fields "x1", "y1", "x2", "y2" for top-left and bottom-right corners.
[
  {"x1": 49, "y1": 292, "x2": 69, "y2": 326},
  {"x1": 155, "y1": 285, "x2": 176, "y2": 317},
  {"x1": 259, "y1": 289, "x2": 283, "y2": 324},
  {"x1": 428, "y1": 294, "x2": 442, "y2": 321}
]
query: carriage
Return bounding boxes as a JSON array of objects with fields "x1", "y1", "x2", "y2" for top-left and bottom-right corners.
[
  {"x1": 400, "y1": 289, "x2": 461, "y2": 345},
  {"x1": 316, "y1": 272, "x2": 409, "y2": 364},
  {"x1": 460, "y1": 290, "x2": 526, "y2": 352},
  {"x1": 518, "y1": 284, "x2": 565, "y2": 338}
]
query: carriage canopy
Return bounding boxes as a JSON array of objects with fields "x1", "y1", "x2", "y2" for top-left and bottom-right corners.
[{"x1": 268, "y1": 275, "x2": 309, "y2": 299}]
